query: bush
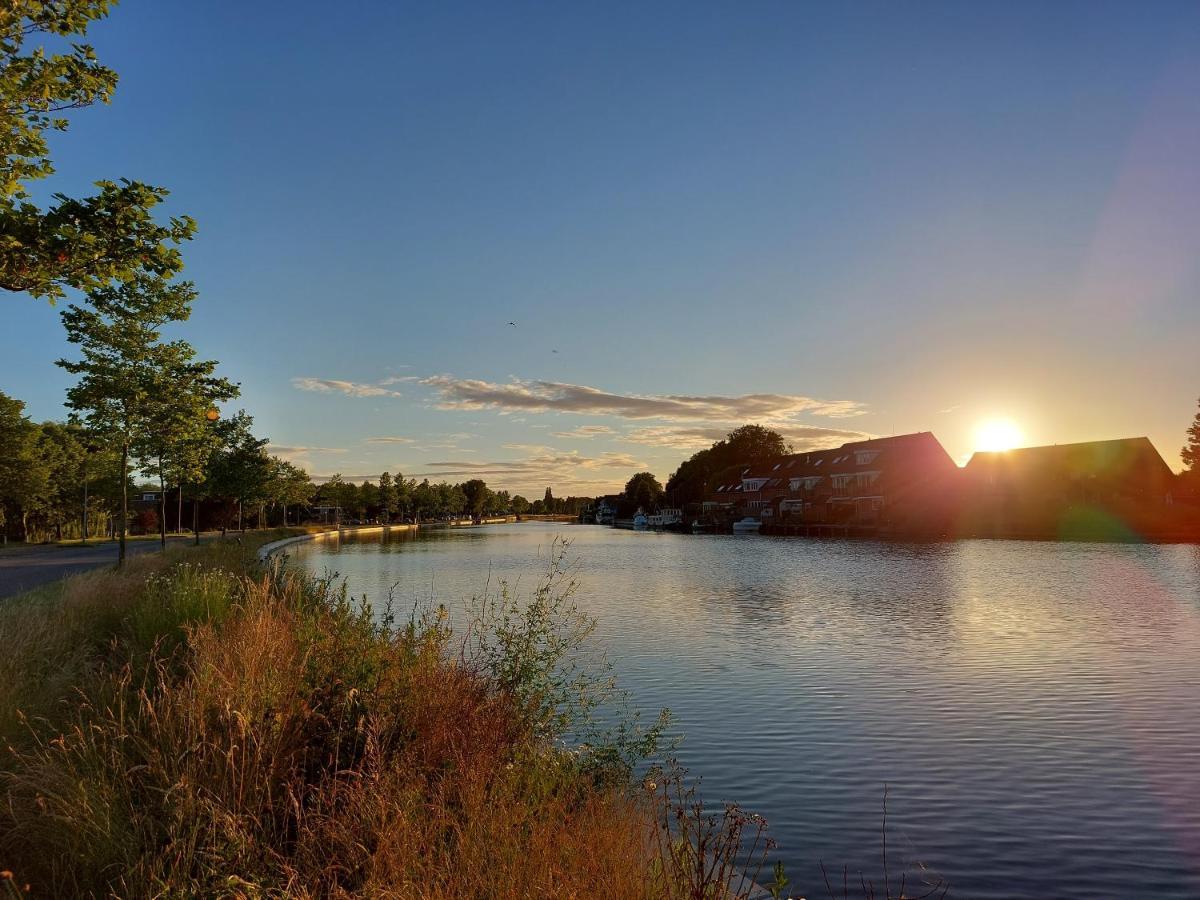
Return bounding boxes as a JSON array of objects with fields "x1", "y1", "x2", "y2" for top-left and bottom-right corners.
[{"x1": 0, "y1": 533, "x2": 786, "y2": 898}]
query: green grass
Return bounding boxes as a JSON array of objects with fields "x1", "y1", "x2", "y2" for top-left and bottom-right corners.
[{"x1": 0, "y1": 530, "x2": 796, "y2": 898}]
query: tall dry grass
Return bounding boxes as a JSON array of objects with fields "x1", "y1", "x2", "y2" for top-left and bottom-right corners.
[{"x1": 0, "y1": 533, "x2": 786, "y2": 898}]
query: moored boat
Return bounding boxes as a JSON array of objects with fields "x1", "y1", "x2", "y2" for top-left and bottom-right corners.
[{"x1": 731, "y1": 517, "x2": 762, "y2": 534}]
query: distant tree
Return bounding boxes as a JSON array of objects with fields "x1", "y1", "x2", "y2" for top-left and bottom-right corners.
[
  {"x1": 0, "y1": 391, "x2": 47, "y2": 541},
  {"x1": 665, "y1": 424, "x2": 790, "y2": 507},
  {"x1": 1183, "y1": 396, "x2": 1200, "y2": 474},
  {"x1": 378, "y1": 471, "x2": 396, "y2": 522},
  {"x1": 1, "y1": 1, "x2": 196, "y2": 303},
  {"x1": 543, "y1": 486, "x2": 554, "y2": 512},
  {"x1": 203, "y1": 411, "x2": 270, "y2": 533},
  {"x1": 462, "y1": 479, "x2": 489, "y2": 519},
  {"x1": 411, "y1": 479, "x2": 434, "y2": 521},
  {"x1": 265, "y1": 458, "x2": 311, "y2": 526},
  {"x1": 724, "y1": 424, "x2": 790, "y2": 462},
  {"x1": 358, "y1": 480, "x2": 380, "y2": 519},
  {"x1": 624, "y1": 471, "x2": 664, "y2": 513},
  {"x1": 31, "y1": 420, "x2": 87, "y2": 542},
  {"x1": 511, "y1": 494, "x2": 531, "y2": 515}
]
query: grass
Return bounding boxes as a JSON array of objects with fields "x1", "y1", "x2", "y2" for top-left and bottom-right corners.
[{"x1": 0, "y1": 531, "x2": 792, "y2": 899}]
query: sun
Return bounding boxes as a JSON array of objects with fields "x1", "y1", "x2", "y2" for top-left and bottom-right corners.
[{"x1": 974, "y1": 418, "x2": 1025, "y2": 453}]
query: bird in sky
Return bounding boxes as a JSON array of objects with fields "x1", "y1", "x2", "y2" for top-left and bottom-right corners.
[{"x1": 507, "y1": 321, "x2": 517, "y2": 326}]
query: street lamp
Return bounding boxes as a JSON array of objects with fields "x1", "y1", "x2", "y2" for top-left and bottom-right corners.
[{"x1": 195, "y1": 408, "x2": 220, "y2": 544}]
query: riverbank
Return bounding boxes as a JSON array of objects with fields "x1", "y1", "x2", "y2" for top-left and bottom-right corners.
[{"x1": 0, "y1": 527, "x2": 778, "y2": 897}]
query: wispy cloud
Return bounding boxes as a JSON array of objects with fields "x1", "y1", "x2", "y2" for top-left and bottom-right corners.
[
  {"x1": 365, "y1": 436, "x2": 416, "y2": 445},
  {"x1": 552, "y1": 424, "x2": 617, "y2": 439},
  {"x1": 620, "y1": 424, "x2": 872, "y2": 451},
  {"x1": 267, "y1": 444, "x2": 348, "y2": 456},
  {"x1": 292, "y1": 377, "x2": 403, "y2": 398},
  {"x1": 421, "y1": 375, "x2": 866, "y2": 421}
]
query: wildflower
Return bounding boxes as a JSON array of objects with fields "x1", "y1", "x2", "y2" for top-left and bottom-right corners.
[{"x1": 643, "y1": 779, "x2": 657, "y2": 793}]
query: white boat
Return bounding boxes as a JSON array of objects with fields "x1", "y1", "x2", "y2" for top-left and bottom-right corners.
[
  {"x1": 731, "y1": 517, "x2": 762, "y2": 534},
  {"x1": 632, "y1": 511, "x2": 649, "y2": 531}
]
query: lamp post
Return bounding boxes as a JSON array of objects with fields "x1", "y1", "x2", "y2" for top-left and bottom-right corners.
[{"x1": 194, "y1": 407, "x2": 220, "y2": 545}]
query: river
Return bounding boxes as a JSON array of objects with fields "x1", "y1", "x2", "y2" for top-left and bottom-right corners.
[{"x1": 290, "y1": 522, "x2": 1200, "y2": 898}]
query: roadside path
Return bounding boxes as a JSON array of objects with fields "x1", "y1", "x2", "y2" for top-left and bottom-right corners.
[{"x1": 0, "y1": 534, "x2": 219, "y2": 600}]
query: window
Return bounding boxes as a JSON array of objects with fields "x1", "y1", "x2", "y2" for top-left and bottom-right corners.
[
  {"x1": 856, "y1": 450, "x2": 880, "y2": 465},
  {"x1": 142, "y1": 493, "x2": 156, "y2": 502}
]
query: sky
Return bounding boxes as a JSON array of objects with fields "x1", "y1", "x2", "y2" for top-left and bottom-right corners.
[{"x1": 4, "y1": 0, "x2": 1199, "y2": 496}]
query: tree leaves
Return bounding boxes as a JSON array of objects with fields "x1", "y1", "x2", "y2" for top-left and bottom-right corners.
[{"x1": 1, "y1": 3, "x2": 193, "y2": 302}]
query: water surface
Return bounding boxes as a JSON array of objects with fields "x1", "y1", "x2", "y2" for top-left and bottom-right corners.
[{"x1": 292, "y1": 523, "x2": 1200, "y2": 898}]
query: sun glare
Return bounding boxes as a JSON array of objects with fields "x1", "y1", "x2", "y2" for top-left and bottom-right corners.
[{"x1": 974, "y1": 418, "x2": 1024, "y2": 453}]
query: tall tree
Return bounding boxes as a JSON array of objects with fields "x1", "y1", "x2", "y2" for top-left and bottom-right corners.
[
  {"x1": 462, "y1": 478, "x2": 489, "y2": 519},
  {"x1": 204, "y1": 411, "x2": 270, "y2": 533},
  {"x1": 1183, "y1": 396, "x2": 1200, "y2": 474},
  {"x1": 1, "y1": 2, "x2": 195, "y2": 303},
  {"x1": 665, "y1": 424, "x2": 791, "y2": 507},
  {"x1": 58, "y1": 273, "x2": 229, "y2": 562},
  {"x1": 624, "y1": 471, "x2": 664, "y2": 513},
  {"x1": 265, "y1": 457, "x2": 311, "y2": 526},
  {"x1": 0, "y1": 391, "x2": 47, "y2": 542},
  {"x1": 378, "y1": 471, "x2": 396, "y2": 522},
  {"x1": 31, "y1": 420, "x2": 86, "y2": 542}
]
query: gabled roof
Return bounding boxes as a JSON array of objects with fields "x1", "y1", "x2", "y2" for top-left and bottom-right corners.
[
  {"x1": 744, "y1": 432, "x2": 955, "y2": 480},
  {"x1": 965, "y1": 437, "x2": 1173, "y2": 480}
]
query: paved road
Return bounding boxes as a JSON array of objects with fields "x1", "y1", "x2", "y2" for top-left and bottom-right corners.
[{"x1": 0, "y1": 535, "x2": 215, "y2": 600}]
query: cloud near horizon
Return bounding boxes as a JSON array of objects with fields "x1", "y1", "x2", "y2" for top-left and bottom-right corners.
[
  {"x1": 621, "y1": 423, "x2": 873, "y2": 451},
  {"x1": 292, "y1": 377, "x2": 403, "y2": 398},
  {"x1": 551, "y1": 424, "x2": 617, "y2": 438},
  {"x1": 420, "y1": 375, "x2": 866, "y2": 421},
  {"x1": 267, "y1": 444, "x2": 348, "y2": 456}
]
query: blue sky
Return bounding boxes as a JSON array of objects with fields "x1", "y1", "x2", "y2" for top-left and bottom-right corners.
[{"x1": 4, "y1": 0, "x2": 1199, "y2": 495}]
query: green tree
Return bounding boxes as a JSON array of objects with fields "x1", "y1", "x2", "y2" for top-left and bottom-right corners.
[
  {"x1": 511, "y1": 494, "x2": 531, "y2": 515},
  {"x1": 378, "y1": 471, "x2": 396, "y2": 522},
  {"x1": 58, "y1": 273, "x2": 231, "y2": 560},
  {"x1": 410, "y1": 479, "x2": 433, "y2": 522},
  {"x1": 462, "y1": 478, "x2": 490, "y2": 519},
  {"x1": 31, "y1": 419, "x2": 87, "y2": 541},
  {"x1": 665, "y1": 424, "x2": 790, "y2": 507},
  {"x1": 623, "y1": 471, "x2": 664, "y2": 513},
  {"x1": 543, "y1": 486, "x2": 555, "y2": 513},
  {"x1": 1, "y1": 2, "x2": 196, "y2": 303},
  {"x1": 0, "y1": 390, "x2": 48, "y2": 542},
  {"x1": 204, "y1": 411, "x2": 270, "y2": 533},
  {"x1": 265, "y1": 457, "x2": 311, "y2": 526}
]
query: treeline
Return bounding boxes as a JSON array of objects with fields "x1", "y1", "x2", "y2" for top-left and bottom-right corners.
[
  {"x1": 0, "y1": 389, "x2": 309, "y2": 546},
  {"x1": 310, "y1": 478, "x2": 591, "y2": 522}
]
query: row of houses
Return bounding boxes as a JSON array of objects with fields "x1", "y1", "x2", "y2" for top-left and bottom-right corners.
[{"x1": 700, "y1": 432, "x2": 1198, "y2": 541}]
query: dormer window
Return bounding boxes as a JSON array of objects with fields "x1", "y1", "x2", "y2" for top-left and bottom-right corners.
[{"x1": 855, "y1": 451, "x2": 880, "y2": 465}]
